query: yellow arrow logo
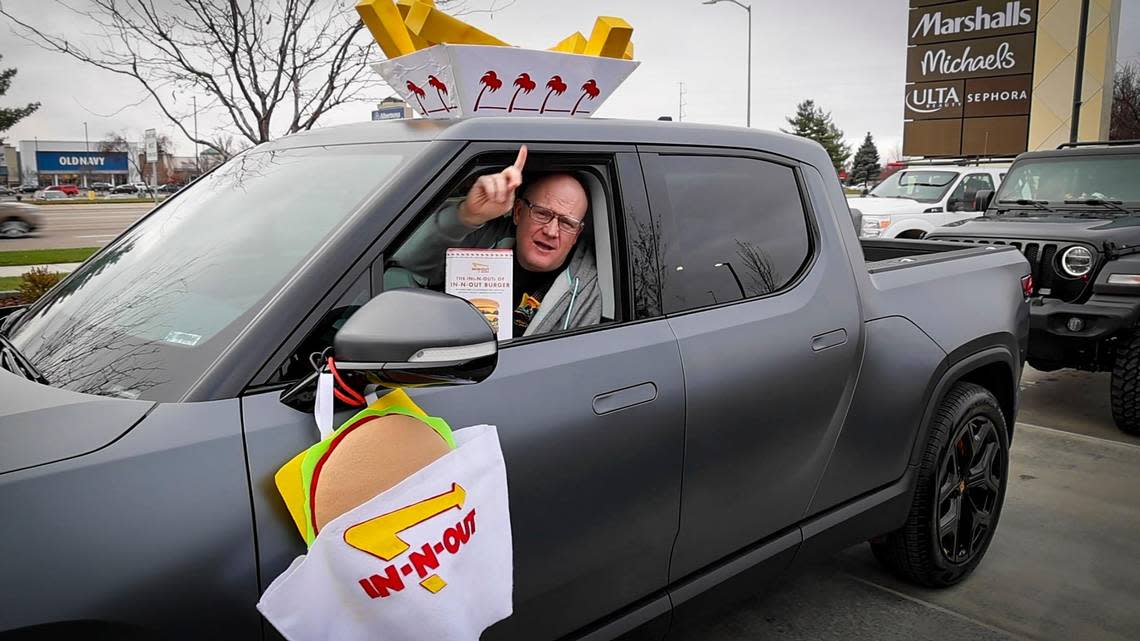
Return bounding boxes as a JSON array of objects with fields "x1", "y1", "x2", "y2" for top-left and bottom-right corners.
[{"x1": 344, "y1": 483, "x2": 466, "y2": 561}]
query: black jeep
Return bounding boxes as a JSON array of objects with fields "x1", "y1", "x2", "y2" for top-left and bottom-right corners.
[{"x1": 929, "y1": 140, "x2": 1140, "y2": 435}]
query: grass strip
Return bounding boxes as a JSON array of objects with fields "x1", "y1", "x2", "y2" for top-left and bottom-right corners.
[
  {"x1": 0, "y1": 247, "x2": 98, "y2": 267},
  {"x1": 0, "y1": 275, "x2": 23, "y2": 291}
]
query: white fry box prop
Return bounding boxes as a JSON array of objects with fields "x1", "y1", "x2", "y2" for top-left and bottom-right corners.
[
  {"x1": 446, "y1": 248, "x2": 514, "y2": 341},
  {"x1": 372, "y1": 44, "x2": 639, "y2": 119},
  {"x1": 258, "y1": 424, "x2": 513, "y2": 641}
]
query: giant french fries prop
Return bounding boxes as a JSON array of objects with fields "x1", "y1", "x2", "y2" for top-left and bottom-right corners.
[{"x1": 357, "y1": 0, "x2": 639, "y2": 119}]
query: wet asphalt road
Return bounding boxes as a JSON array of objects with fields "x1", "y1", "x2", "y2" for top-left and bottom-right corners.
[{"x1": 669, "y1": 367, "x2": 1140, "y2": 641}]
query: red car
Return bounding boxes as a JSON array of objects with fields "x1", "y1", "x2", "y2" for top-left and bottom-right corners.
[{"x1": 44, "y1": 184, "x2": 79, "y2": 196}]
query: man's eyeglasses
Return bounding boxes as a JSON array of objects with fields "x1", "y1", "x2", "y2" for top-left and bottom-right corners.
[{"x1": 519, "y1": 197, "x2": 585, "y2": 235}]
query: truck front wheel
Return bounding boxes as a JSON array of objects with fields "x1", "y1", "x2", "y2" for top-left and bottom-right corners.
[
  {"x1": 1110, "y1": 334, "x2": 1140, "y2": 435},
  {"x1": 871, "y1": 382, "x2": 1009, "y2": 587}
]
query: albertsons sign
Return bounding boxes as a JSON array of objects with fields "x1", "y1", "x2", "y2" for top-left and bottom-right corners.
[{"x1": 36, "y1": 151, "x2": 129, "y2": 173}]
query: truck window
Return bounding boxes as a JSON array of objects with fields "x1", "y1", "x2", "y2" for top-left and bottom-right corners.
[
  {"x1": 947, "y1": 173, "x2": 995, "y2": 211},
  {"x1": 6, "y1": 142, "x2": 424, "y2": 401},
  {"x1": 381, "y1": 154, "x2": 620, "y2": 341},
  {"x1": 868, "y1": 170, "x2": 958, "y2": 203},
  {"x1": 648, "y1": 155, "x2": 812, "y2": 314}
]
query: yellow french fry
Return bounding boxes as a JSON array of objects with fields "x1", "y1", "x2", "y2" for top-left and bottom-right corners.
[
  {"x1": 550, "y1": 32, "x2": 587, "y2": 54},
  {"x1": 396, "y1": 0, "x2": 435, "y2": 49},
  {"x1": 623, "y1": 40, "x2": 634, "y2": 60},
  {"x1": 356, "y1": 0, "x2": 418, "y2": 58},
  {"x1": 405, "y1": 0, "x2": 509, "y2": 46},
  {"x1": 583, "y1": 16, "x2": 633, "y2": 59}
]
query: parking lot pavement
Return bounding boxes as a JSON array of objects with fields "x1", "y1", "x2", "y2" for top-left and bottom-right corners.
[
  {"x1": 670, "y1": 371, "x2": 1140, "y2": 641},
  {"x1": 1018, "y1": 366, "x2": 1140, "y2": 447}
]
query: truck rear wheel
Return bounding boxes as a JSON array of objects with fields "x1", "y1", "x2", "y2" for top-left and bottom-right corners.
[
  {"x1": 870, "y1": 382, "x2": 1009, "y2": 587},
  {"x1": 1110, "y1": 334, "x2": 1140, "y2": 435}
]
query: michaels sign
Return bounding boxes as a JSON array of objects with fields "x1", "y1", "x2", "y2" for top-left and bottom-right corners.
[{"x1": 908, "y1": 0, "x2": 1037, "y2": 46}]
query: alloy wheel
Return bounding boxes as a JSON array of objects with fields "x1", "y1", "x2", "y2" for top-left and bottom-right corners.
[
  {"x1": 935, "y1": 414, "x2": 1002, "y2": 565},
  {"x1": 0, "y1": 221, "x2": 31, "y2": 238}
]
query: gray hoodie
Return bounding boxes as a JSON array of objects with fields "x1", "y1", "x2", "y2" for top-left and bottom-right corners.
[{"x1": 387, "y1": 202, "x2": 601, "y2": 336}]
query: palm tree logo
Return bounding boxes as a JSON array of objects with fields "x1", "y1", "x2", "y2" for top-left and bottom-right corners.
[
  {"x1": 427, "y1": 75, "x2": 451, "y2": 113},
  {"x1": 508, "y1": 73, "x2": 537, "y2": 113},
  {"x1": 473, "y1": 70, "x2": 502, "y2": 111},
  {"x1": 571, "y1": 79, "x2": 600, "y2": 115},
  {"x1": 540, "y1": 75, "x2": 568, "y2": 114},
  {"x1": 406, "y1": 80, "x2": 428, "y2": 115}
]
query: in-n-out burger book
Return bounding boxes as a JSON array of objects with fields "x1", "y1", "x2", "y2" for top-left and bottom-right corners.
[{"x1": 446, "y1": 248, "x2": 513, "y2": 341}]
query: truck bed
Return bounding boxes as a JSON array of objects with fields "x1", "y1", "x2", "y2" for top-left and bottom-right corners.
[{"x1": 860, "y1": 237, "x2": 1012, "y2": 273}]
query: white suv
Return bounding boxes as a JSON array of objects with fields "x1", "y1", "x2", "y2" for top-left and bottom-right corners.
[{"x1": 849, "y1": 164, "x2": 1008, "y2": 239}]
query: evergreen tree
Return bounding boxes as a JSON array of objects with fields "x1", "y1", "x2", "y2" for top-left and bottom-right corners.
[
  {"x1": 850, "y1": 132, "x2": 882, "y2": 187},
  {"x1": 781, "y1": 99, "x2": 851, "y2": 173},
  {"x1": 0, "y1": 54, "x2": 39, "y2": 144}
]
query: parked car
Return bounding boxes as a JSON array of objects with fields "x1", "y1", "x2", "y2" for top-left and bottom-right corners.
[
  {"x1": 0, "y1": 186, "x2": 15, "y2": 196},
  {"x1": 44, "y1": 184, "x2": 80, "y2": 197},
  {"x1": 849, "y1": 163, "x2": 1008, "y2": 239},
  {"x1": 90, "y1": 181, "x2": 113, "y2": 192},
  {"x1": 0, "y1": 201, "x2": 42, "y2": 238},
  {"x1": 0, "y1": 118, "x2": 1030, "y2": 640},
  {"x1": 33, "y1": 190, "x2": 68, "y2": 201},
  {"x1": 929, "y1": 140, "x2": 1140, "y2": 434},
  {"x1": 157, "y1": 182, "x2": 182, "y2": 193},
  {"x1": 111, "y1": 183, "x2": 153, "y2": 195},
  {"x1": 16, "y1": 185, "x2": 39, "y2": 194}
]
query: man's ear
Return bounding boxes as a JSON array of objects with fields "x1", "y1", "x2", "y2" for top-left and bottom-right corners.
[{"x1": 511, "y1": 200, "x2": 521, "y2": 226}]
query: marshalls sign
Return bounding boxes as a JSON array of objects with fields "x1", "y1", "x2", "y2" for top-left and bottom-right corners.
[{"x1": 903, "y1": 0, "x2": 1038, "y2": 157}]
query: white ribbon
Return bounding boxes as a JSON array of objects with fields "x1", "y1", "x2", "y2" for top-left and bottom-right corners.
[{"x1": 314, "y1": 371, "x2": 334, "y2": 440}]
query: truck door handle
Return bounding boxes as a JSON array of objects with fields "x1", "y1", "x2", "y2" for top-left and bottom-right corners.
[
  {"x1": 593, "y1": 382, "x2": 658, "y2": 415},
  {"x1": 811, "y1": 329, "x2": 848, "y2": 352}
]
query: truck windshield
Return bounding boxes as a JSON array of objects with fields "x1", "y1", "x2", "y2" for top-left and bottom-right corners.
[
  {"x1": 995, "y1": 155, "x2": 1140, "y2": 208},
  {"x1": 868, "y1": 170, "x2": 958, "y2": 203},
  {"x1": 7, "y1": 142, "x2": 424, "y2": 401}
]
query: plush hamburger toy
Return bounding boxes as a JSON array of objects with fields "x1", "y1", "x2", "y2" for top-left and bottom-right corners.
[{"x1": 275, "y1": 388, "x2": 456, "y2": 544}]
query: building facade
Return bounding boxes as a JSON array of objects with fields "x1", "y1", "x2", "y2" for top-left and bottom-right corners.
[{"x1": 16, "y1": 139, "x2": 144, "y2": 188}]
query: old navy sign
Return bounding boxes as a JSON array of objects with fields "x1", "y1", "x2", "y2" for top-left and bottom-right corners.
[
  {"x1": 36, "y1": 150, "x2": 129, "y2": 173},
  {"x1": 909, "y1": 0, "x2": 1037, "y2": 46}
]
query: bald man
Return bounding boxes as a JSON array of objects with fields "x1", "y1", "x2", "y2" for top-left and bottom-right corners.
[{"x1": 389, "y1": 146, "x2": 601, "y2": 337}]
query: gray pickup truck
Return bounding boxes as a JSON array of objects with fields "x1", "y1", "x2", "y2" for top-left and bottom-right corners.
[{"x1": 0, "y1": 118, "x2": 1029, "y2": 641}]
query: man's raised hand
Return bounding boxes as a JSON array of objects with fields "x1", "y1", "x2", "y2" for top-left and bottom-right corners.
[{"x1": 458, "y1": 145, "x2": 528, "y2": 227}]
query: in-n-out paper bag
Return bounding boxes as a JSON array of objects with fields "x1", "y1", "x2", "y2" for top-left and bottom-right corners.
[
  {"x1": 258, "y1": 424, "x2": 513, "y2": 641},
  {"x1": 372, "y1": 44, "x2": 639, "y2": 119}
]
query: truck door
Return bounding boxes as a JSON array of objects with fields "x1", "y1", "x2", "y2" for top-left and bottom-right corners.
[
  {"x1": 241, "y1": 147, "x2": 684, "y2": 641},
  {"x1": 635, "y1": 149, "x2": 863, "y2": 581}
]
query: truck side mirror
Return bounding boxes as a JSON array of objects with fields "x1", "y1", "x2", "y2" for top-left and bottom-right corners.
[
  {"x1": 849, "y1": 207, "x2": 863, "y2": 234},
  {"x1": 333, "y1": 288, "x2": 498, "y2": 387},
  {"x1": 280, "y1": 289, "x2": 498, "y2": 408},
  {"x1": 974, "y1": 189, "x2": 995, "y2": 212}
]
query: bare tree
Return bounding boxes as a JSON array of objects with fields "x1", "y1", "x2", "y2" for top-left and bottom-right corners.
[
  {"x1": 100, "y1": 130, "x2": 169, "y2": 176},
  {"x1": 1111, "y1": 62, "x2": 1140, "y2": 141},
  {"x1": 0, "y1": 0, "x2": 391, "y2": 155}
]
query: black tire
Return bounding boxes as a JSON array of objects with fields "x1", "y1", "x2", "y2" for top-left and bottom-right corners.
[
  {"x1": 0, "y1": 219, "x2": 32, "y2": 238},
  {"x1": 1110, "y1": 334, "x2": 1140, "y2": 435},
  {"x1": 871, "y1": 381, "x2": 1009, "y2": 588}
]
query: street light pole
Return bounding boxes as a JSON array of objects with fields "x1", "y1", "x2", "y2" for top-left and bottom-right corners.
[
  {"x1": 83, "y1": 121, "x2": 89, "y2": 190},
  {"x1": 702, "y1": 0, "x2": 752, "y2": 127}
]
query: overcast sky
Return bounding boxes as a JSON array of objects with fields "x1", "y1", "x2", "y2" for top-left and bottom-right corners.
[{"x1": 2, "y1": 0, "x2": 1138, "y2": 160}]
